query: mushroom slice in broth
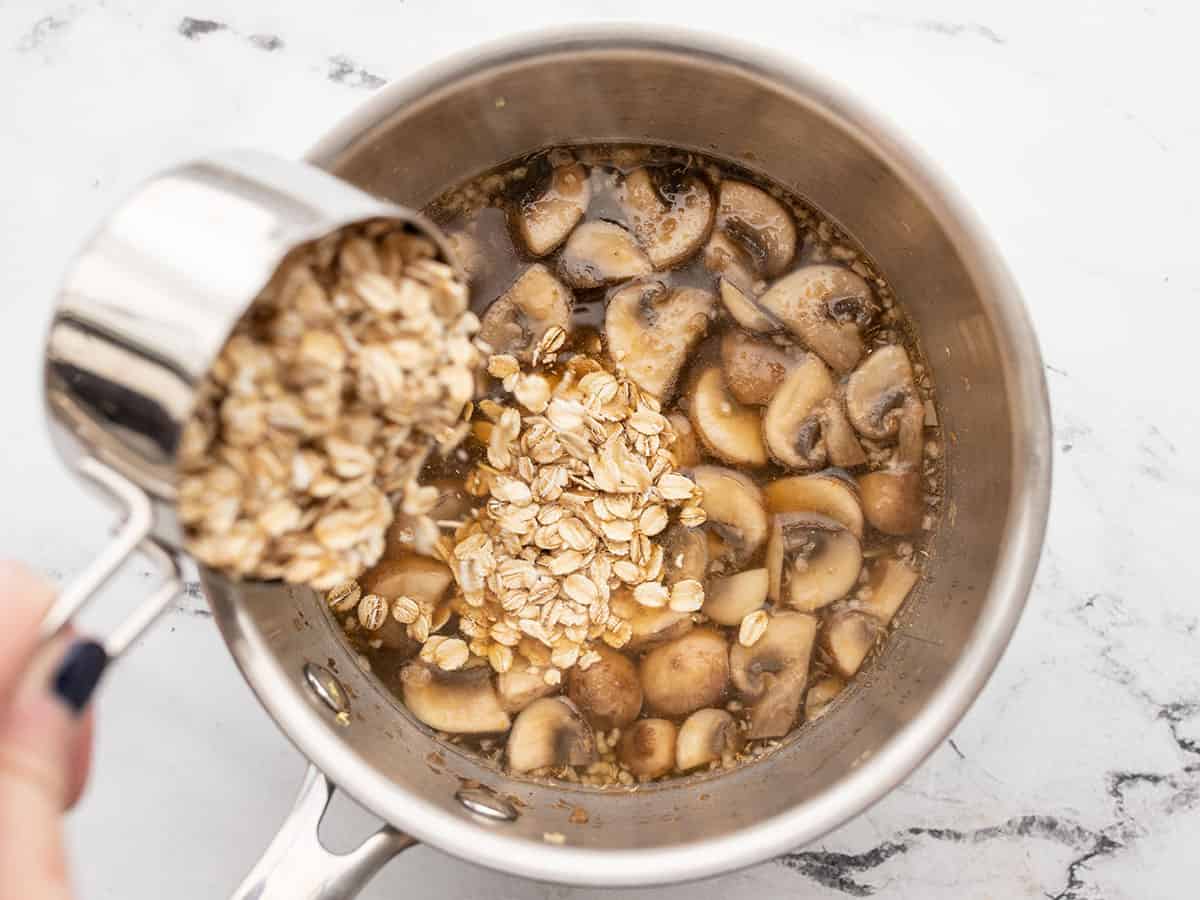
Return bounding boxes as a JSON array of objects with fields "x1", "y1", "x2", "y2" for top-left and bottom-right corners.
[
  {"x1": 823, "y1": 610, "x2": 881, "y2": 679},
  {"x1": 689, "y1": 366, "x2": 769, "y2": 467},
  {"x1": 729, "y1": 612, "x2": 818, "y2": 739},
  {"x1": 858, "y1": 391, "x2": 926, "y2": 535},
  {"x1": 478, "y1": 264, "x2": 572, "y2": 361},
  {"x1": 761, "y1": 356, "x2": 834, "y2": 470},
  {"x1": 692, "y1": 466, "x2": 769, "y2": 571},
  {"x1": 704, "y1": 231, "x2": 758, "y2": 292},
  {"x1": 619, "y1": 719, "x2": 678, "y2": 779},
  {"x1": 566, "y1": 645, "x2": 643, "y2": 730},
  {"x1": 720, "y1": 329, "x2": 803, "y2": 406},
  {"x1": 401, "y1": 663, "x2": 511, "y2": 734},
  {"x1": 640, "y1": 628, "x2": 730, "y2": 718},
  {"x1": 605, "y1": 278, "x2": 714, "y2": 400},
  {"x1": 805, "y1": 676, "x2": 846, "y2": 720},
  {"x1": 557, "y1": 220, "x2": 653, "y2": 289},
  {"x1": 845, "y1": 344, "x2": 920, "y2": 441},
  {"x1": 757, "y1": 264, "x2": 876, "y2": 373},
  {"x1": 859, "y1": 556, "x2": 920, "y2": 625},
  {"x1": 714, "y1": 180, "x2": 797, "y2": 278},
  {"x1": 704, "y1": 568, "x2": 769, "y2": 626},
  {"x1": 766, "y1": 512, "x2": 862, "y2": 612},
  {"x1": 718, "y1": 278, "x2": 777, "y2": 333},
  {"x1": 763, "y1": 472, "x2": 864, "y2": 539},
  {"x1": 676, "y1": 708, "x2": 745, "y2": 772},
  {"x1": 495, "y1": 663, "x2": 558, "y2": 714},
  {"x1": 510, "y1": 159, "x2": 591, "y2": 257},
  {"x1": 506, "y1": 696, "x2": 597, "y2": 774},
  {"x1": 618, "y1": 166, "x2": 715, "y2": 269}
]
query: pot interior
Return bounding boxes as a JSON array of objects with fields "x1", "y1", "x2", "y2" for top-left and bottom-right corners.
[{"x1": 205, "y1": 33, "x2": 1039, "y2": 880}]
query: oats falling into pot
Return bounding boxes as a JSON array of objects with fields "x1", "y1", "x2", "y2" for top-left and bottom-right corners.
[{"x1": 177, "y1": 223, "x2": 484, "y2": 590}]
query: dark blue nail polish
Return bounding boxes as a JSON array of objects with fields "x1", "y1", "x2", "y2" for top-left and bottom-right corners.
[{"x1": 52, "y1": 640, "x2": 108, "y2": 714}]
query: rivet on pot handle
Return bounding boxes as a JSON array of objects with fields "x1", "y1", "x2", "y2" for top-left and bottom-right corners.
[
  {"x1": 40, "y1": 457, "x2": 183, "y2": 659},
  {"x1": 232, "y1": 765, "x2": 415, "y2": 900}
]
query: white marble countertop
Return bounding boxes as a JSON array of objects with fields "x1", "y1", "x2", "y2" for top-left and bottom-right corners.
[{"x1": 2, "y1": 1, "x2": 1197, "y2": 897}]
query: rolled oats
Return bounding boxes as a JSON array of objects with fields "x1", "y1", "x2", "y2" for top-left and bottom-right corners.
[
  {"x1": 179, "y1": 225, "x2": 481, "y2": 589},
  {"x1": 436, "y1": 352, "x2": 705, "y2": 680},
  {"x1": 325, "y1": 580, "x2": 361, "y2": 613},
  {"x1": 391, "y1": 595, "x2": 421, "y2": 624},
  {"x1": 357, "y1": 593, "x2": 389, "y2": 631},
  {"x1": 738, "y1": 609, "x2": 769, "y2": 647}
]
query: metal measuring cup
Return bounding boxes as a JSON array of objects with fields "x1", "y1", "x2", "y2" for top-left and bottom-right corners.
[{"x1": 41, "y1": 149, "x2": 455, "y2": 668}]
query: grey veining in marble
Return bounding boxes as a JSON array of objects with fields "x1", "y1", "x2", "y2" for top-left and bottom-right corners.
[{"x1": 2, "y1": 1, "x2": 1197, "y2": 897}]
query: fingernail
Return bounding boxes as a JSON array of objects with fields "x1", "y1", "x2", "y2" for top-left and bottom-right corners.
[{"x1": 51, "y1": 640, "x2": 108, "y2": 714}]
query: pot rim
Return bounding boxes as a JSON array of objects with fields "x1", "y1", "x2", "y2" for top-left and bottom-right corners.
[{"x1": 262, "y1": 23, "x2": 1052, "y2": 886}]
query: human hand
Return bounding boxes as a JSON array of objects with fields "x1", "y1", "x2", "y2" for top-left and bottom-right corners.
[{"x1": 0, "y1": 562, "x2": 98, "y2": 900}]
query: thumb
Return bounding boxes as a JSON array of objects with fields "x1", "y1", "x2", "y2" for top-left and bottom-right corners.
[{"x1": 0, "y1": 637, "x2": 102, "y2": 900}]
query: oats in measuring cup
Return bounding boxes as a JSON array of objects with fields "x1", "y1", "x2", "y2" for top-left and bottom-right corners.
[{"x1": 177, "y1": 224, "x2": 483, "y2": 590}]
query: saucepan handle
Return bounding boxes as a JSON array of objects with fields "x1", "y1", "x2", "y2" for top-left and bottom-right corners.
[{"x1": 231, "y1": 765, "x2": 416, "y2": 900}]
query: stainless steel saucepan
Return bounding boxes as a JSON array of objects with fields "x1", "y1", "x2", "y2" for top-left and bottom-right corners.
[{"x1": 42, "y1": 26, "x2": 1051, "y2": 898}]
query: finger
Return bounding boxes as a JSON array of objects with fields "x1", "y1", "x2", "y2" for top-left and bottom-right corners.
[
  {"x1": 0, "y1": 561, "x2": 57, "y2": 706},
  {"x1": 64, "y1": 706, "x2": 95, "y2": 809},
  {"x1": 0, "y1": 639, "x2": 85, "y2": 900}
]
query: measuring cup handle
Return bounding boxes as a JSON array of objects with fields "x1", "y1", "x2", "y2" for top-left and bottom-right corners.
[
  {"x1": 231, "y1": 765, "x2": 416, "y2": 900},
  {"x1": 41, "y1": 457, "x2": 183, "y2": 663}
]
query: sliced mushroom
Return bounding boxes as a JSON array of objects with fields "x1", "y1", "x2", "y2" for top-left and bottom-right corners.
[
  {"x1": 765, "y1": 512, "x2": 862, "y2": 611},
  {"x1": 479, "y1": 264, "x2": 572, "y2": 361},
  {"x1": 510, "y1": 160, "x2": 591, "y2": 257},
  {"x1": 729, "y1": 612, "x2": 817, "y2": 738},
  {"x1": 688, "y1": 366, "x2": 768, "y2": 467},
  {"x1": 720, "y1": 329, "x2": 803, "y2": 406},
  {"x1": 618, "y1": 718, "x2": 678, "y2": 779},
  {"x1": 763, "y1": 472, "x2": 864, "y2": 539},
  {"x1": 704, "y1": 231, "x2": 759, "y2": 295},
  {"x1": 718, "y1": 278, "x2": 777, "y2": 333},
  {"x1": 629, "y1": 607, "x2": 694, "y2": 651},
  {"x1": 618, "y1": 166, "x2": 714, "y2": 269},
  {"x1": 667, "y1": 412, "x2": 702, "y2": 467},
  {"x1": 640, "y1": 628, "x2": 729, "y2": 717},
  {"x1": 858, "y1": 472, "x2": 923, "y2": 536},
  {"x1": 359, "y1": 553, "x2": 454, "y2": 650},
  {"x1": 715, "y1": 180, "x2": 797, "y2": 278},
  {"x1": 703, "y1": 568, "x2": 769, "y2": 626},
  {"x1": 400, "y1": 663, "x2": 511, "y2": 734},
  {"x1": 762, "y1": 355, "x2": 835, "y2": 470},
  {"x1": 845, "y1": 345, "x2": 920, "y2": 441},
  {"x1": 557, "y1": 220, "x2": 653, "y2": 289},
  {"x1": 858, "y1": 395, "x2": 926, "y2": 535},
  {"x1": 822, "y1": 610, "x2": 881, "y2": 678},
  {"x1": 566, "y1": 645, "x2": 643, "y2": 730},
  {"x1": 692, "y1": 466, "x2": 769, "y2": 570},
  {"x1": 606, "y1": 278, "x2": 714, "y2": 399},
  {"x1": 757, "y1": 265, "x2": 876, "y2": 373},
  {"x1": 506, "y1": 696, "x2": 597, "y2": 774},
  {"x1": 704, "y1": 227, "x2": 779, "y2": 333},
  {"x1": 822, "y1": 398, "x2": 868, "y2": 468},
  {"x1": 660, "y1": 523, "x2": 709, "y2": 588},
  {"x1": 611, "y1": 585, "x2": 694, "y2": 651},
  {"x1": 860, "y1": 556, "x2": 919, "y2": 625},
  {"x1": 676, "y1": 708, "x2": 745, "y2": 772},
  {"x1": 496, "y1": 664, "x2": 559, "y2": 714},
  {"x1": 361, "y1": 553, "x2": 454, "y2": 602},
  {"x1": 805, "y1": 676, "x2": 845, "y2": 721}
]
